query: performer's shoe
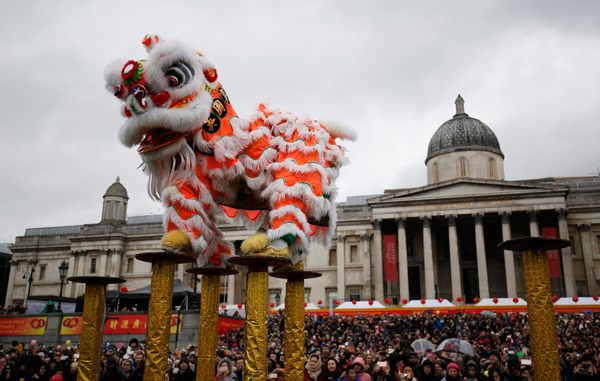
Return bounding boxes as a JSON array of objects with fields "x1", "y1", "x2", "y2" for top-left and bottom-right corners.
[
  {"x1": 254, "y1": 239, "x2": 290, "y2": 260},
  {"x1": 273, "y1": 260, "x2": 303, "y2": 273},
  {"x1": 161, "y1": 230, "x2": 197, "y2": 259}
]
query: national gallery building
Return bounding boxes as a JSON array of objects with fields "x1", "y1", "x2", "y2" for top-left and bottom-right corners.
[{"x1": 5, "y1": 97, "x2": 600, "y2": 308}]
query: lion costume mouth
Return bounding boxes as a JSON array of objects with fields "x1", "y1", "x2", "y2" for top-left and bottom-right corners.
[{"x1": 137, "y1": 127, "x2": 202, "y2": 154}]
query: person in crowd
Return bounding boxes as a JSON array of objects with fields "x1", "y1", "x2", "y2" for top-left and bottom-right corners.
[
  {"x1": 323, "y1": 359, "x2": 342, "y2": 381},
  {"x1": 122, "y1": 359, "x2": 134, "y2": 380},
  {"x1": 130, "y1": 353, "x2": 144, "y2": 381},
  {"x1": 442, "y1": 363, "x2": 461, "y2": 381},
  {"x1": 63, "y1": 363, "x2": 78, "y2": 381},
  {"x1": 176, "y1": 357, "x2": 195, "y2": 381},
  {"x1": 305, "y1": 354, "x2": 323, "y2": 381},
  {"x1": 33, "y1": 363, "x2": 51, "y2": 381},
  {"x1": 372, "y1": 359, "x2": 393, "y2": 381},
  {"x1": 234, "y1": 358, "x2": 244, "y2": 380},
  {"x1": 165, "y1": 359, "x2": 176, "y2": 381},
  {"x1": 216, "y1": 358, "x2": 236, "y2": 381},
  {"x1": 417, "y1": 359, "x2": 441, "y2": 381},
  {"x1": 352, "y1": 357, "x2": 371, "y2": 381},
  {"x1": 398, "y1": 365, "x2": 417, "y2": 381},
  {"x1": 337, "y1": 367, "x2": 361, "y2": 381}
]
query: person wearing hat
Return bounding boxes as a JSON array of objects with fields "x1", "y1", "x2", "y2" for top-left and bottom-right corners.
[
  {"x1": 463, "y1": 360, "x2": 480, "y2": 381},
  {"x1": 406, "y1": 353, "x2": 420, "y2": 374},
  {"x1": 100, "y1": 357, "x2": 122, "y2": 381},
  {"x1": 442, "y1": 363, "x2": 461, "y2": 381},
  {"x1": 351, "y1": 357, "x2": 371, "y2": 381},
  {"x1": 177, "y1": 357, "x2": 195, "y2": 381},
  {"x1": 216, "y1": 357, "x2": 236, "y2": 381},
  {"x1": 305, "y1": 354, "x2": 323, "y2": 381},
  {"x1": 416, "y1": 359, "x2": 440, "y2": 381}
]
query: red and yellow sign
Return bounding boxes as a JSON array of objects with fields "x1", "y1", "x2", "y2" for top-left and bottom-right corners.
[
  {"x1": 217, "y1": 316, "x2": 244, "y2": 335},
  {"x1": 61, "y1": 314, "x2": 182, "y2": 335},
  {"x1": 0, "y1": 317, "x2": 48, "y2": 336}
]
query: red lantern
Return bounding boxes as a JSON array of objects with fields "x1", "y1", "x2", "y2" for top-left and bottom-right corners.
[
  {"x1": 335, "y1": 300, "x2": 340, "y2": 306},
  {"x1": 402, "y1": 299, "x2": 408, "y2": 305},
  {"x1": 594, "y1": 295, "x2": 599, "y2": 302},
  {"x1": 121, "y1": 287, "x2": 128, "y2": 293},
  {"x1": 304, "y1": 303, "x2": 307, "y2": 307},
  {"x1": 456, "y1": 297, "x2": 463, "y2": 303},
  {"x1": 438, "y1": 298, "x2": 443, "y2": 303},
  {"x1": 368, "y1": 300, "x2": 374, "y2": 306},
  {"x1": 221, "y1": 304, "x2": 226, "y2": 309},
  {"x1": 553, "y1": 295, "x2": 559, "y2": 303},
  {"x1": 493, "y1": 298, "x2": 499, "y2": 304},
  {"x1": 352, "y1": 300, "x2": 357, "y2": 305},
  {"x1": 572, "y1": 296, "x2": 579, "y2": 303},
  {"x1": 474, "y1": 297, "x2": 480, "y2": 304},
  {"x1": 269, "y1": 302, "x2": 275, "y2": 308},
  {"x1": 513, "y1": 297, "x2": 519, "y2": 304},
  {"x1": 384, "y1": 298, "x2": 390, "y2": 305},
  {"x1": 420, "y1": 299, "x2": 426, "y2": 305},
  {"x1": 237, "y1": 304, "x2": 243, "y2": 309},
  {"x1": 318, "y1": 300, "x2": 323, "y2": 306}
]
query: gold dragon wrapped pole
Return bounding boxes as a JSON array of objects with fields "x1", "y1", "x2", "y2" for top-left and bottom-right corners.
[
  {"x1": 187, "y1": 268, "x2": 239, "y2": 381},
  {"x1": 499, "y1": 237, "x2": 572, "y2": 381},
  {"x1": 136, "y1": 252, "x2": 196, "y2": 381},
  {"x1": 270, "y1": 261, "x2": 322, "y2": 381},
  {"x1": 68, "y1": 276, "x2": 125, "y2": 381}
]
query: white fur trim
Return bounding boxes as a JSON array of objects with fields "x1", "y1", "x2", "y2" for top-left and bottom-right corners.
[
  {"x1": 103, "y1": 59, "x2": 126, "y2": 93},
  {"x1": 319, "y1": 119, "x2": 358, "y2": 142}
]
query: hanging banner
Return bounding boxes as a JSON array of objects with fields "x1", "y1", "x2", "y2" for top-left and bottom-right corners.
[
  {"x1": 217, "y1": 316, "x2": 244, "y2": 335},
  {"x1": 542, "y1": 227, "x2": 562, "y2": 278},
  {"x1": 0, "y1": 317, "x2": 47, "y2": 336},
  {"x1": 60, "y1": 314, "x2": 182, "y2": 335},
  {"x1": 383, "y1": 235, "x2": 398, "y2": 281}
]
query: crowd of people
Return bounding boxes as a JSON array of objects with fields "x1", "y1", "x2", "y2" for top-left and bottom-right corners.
[
  {"x1": 1, "y1": 311, "x2": 599, "y2": 381},
  {"x1": 0, "y1": 303, "x2": 26, "y2": 315}
]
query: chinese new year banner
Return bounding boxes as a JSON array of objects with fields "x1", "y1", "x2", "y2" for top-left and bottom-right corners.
[
  {"x1": 0, "y1": 317, "x2": 47, "y2": 336},
  {"x1": 383, "y1": 235, "x2": 398, "y2": 281},
  {"x1": 217, "y1": 316, "x2": 244, "y2": 335},
  {"x1": 60, "y1": 314, "x2": 182, "y2": 335},
  {"x1": 542, "y1": 227, "x2": 562, "y2": 278}
]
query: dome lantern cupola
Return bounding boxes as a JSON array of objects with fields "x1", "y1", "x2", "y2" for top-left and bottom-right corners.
[
  {"x1": 101, "y1": 176, "x2": 129, "y2": 224},
  {"x1": 425, "y1": 96, "x2": 505, "y2": 184}
]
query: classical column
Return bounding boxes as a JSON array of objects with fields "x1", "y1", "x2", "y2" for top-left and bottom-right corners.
[
  {"x1": 4, "y1": 261, "x2": 17, "y2": 307},
  {"x1": 99, "y1": 250, "x2": 108, "y2": 276},
  {"x1": 579, "y1": 224, "x2": 598, "y2": 295},
  {"x1": 422, "y1": 217, "x2": 435, "y2": 299},
  {"x1": 529, "y1": 211, "x2": 540, "y2": 237},
  {"x1": 75, "y1": 252, "x2": 86, "y2": 296},
  {"x1": 177, "y1": 263, "x2": 185, "y2": 280},
  {"x1": 447, "y1": 215, "x2": 462, "y2": 302},
  {"x1": 67, "y1": 252, "x2": 76, "y2": 297},
  {"x1": 336, "y1": 235, "x2": 346, "y2": 302},
  {"x1": 227, "y1": 274, "x2": 236, "y2": 304},
  {"x1": 557, "y1": 209, "x2": 576, "y2": 296},
  {"x1": 110, "y1": 249, "x2": 123, "y2": 291},
  {"x1": 501, "y1": 212, "x2": 517, "y2": 298},
  {"x1": 474, "y1": 213, "x2": 490, "y2": 299},
  {"x1": 361, "y1": 234, "x2": 372, "y2": 300},
  {"x1": 371, "y1": 219, "x2": 384, "y2": 302},
  {"x1": 396, "y1": 218, "x2": 409, "y2": 302}
]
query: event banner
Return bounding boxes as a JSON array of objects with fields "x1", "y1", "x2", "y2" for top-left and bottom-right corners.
[
  {"x1": 217, "y1": 316, "x2": 244, "y2": 335},
  {"x1": 0, "y1": 317, "x2": 48, "y2": 336},
  {"x1": 383, "y1": 235, "x2": 398, "y2": 281},
  {"x1": 542, "y1": 227, "x2": 562, "y2": 278},
  {"x1": 61, "y1": 314, "x2": 182, "y2": 335}
]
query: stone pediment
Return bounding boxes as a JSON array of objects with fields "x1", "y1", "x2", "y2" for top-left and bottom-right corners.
[{"x1": 368, "y1": 178, "x2": 568, "y2": 207}]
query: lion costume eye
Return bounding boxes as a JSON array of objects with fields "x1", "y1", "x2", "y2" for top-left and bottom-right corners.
[{"x1": 164, "y1": 61, "x2": 195, "y2": 88}]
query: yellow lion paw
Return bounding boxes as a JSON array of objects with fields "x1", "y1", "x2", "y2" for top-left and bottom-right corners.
[
  {"x1": 161, "y1": 230, "x2": 196, "y2": 258},
  {"x1": 241, "y1": 233, "x2": 270, "y2": 254}
]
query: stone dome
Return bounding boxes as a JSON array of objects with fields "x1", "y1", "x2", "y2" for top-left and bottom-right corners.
[
  {"x1": 103, "y1": 176, "x2": 129, "y2": 199},
  {"x1": 426, "y1": 95, "x2": 503, "y2": 163}
]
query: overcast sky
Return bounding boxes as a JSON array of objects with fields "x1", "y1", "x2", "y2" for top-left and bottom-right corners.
[{"x1": 1, "y1": 1, "x2": 599, "y2": 243}]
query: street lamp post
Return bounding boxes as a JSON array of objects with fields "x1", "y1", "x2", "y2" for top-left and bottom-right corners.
[{"x1": 57, "y1": 261, "x2": 69, "y2": 313}]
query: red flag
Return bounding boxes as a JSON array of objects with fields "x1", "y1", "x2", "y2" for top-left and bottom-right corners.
[
  {"x1": 542, "y1": 227, "x2": 562, "y2": 278},
  {"x1": 383, "y1": 235, "x2": 398, "y2": 281}
]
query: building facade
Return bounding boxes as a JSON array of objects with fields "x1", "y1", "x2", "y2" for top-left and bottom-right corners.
[{"x1": 6, "y1": 97, "x2": 600, "y2": 308}]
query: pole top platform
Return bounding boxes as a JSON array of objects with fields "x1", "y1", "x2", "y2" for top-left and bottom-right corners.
[
  {"x1": 186, "y1": 267, "x2": 239, "y2": 276},
  {"x1": 228, "y1": 255, "x2": 288, "y2": 268},
  {"x1": 498, "y1": 237, "x2": 572, "y2": 252},
  {"x1": 269, "y1": 270, "x2": 322, "y2": 281},
  {"x1": 67, "y1": 276, "x2": 126, "y2": 285},
  {"x1": 135, "y1": 251, "x2": 197, "y2": 264}
]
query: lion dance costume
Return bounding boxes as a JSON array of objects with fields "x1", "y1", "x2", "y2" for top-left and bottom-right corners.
[{"x1": 104, "y1": 34, "x2": 356, "y2": 265}]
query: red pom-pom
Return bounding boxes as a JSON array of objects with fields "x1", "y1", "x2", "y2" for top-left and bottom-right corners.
[
  {"x1": 553, "y1": 295, "x2": 559, "y2": 303},
  {"x1": 384, "y1": 298, "x2": 390, "y2": 305},
  {"x1": 474, "y1": 297, "x2": 480, "y2": 304},
  {"x1": 269, "y1": 302, "x2": 275, "y2": 308},
  {"x1": 493, "y1": 298, "x2": 499, "y2": 304},
  {"x1": 304, "y1": 303, "x2": 307, "y2": 307},
  {"x1": 420, "y1": 299, "x2": 426, "y2": 305},
  {"x1": 203, "y1": 69, "x2": 218, "y2": 83},
  {"x1": 572, "y1": 296, "x2": 579, "y2": 303},
  {"x1": 237, "y1": 304, "x2": 243, "y2": 309},
  {"x1": 456, "y1": 297, "x2": 463, "y2": 303},
  {"x1": 335, "y1": 300, "x2": 340, "y2": 305},
  {"x1": 594, "y1": 295, "x2": 599, "y2": 302},
  {"x1": 368, "y1": 300, "x2": 373, "y2": 306},
  {"x1": 402, "y1": 299, "x2": 408, "y2": 305},
  {"x1": 513, "y1": 297, "x2": 519, "y2": 304},
  {"x1": 150, "y1": 91, "x2": 170, "y2": 107},
  {"x1": 438, "y1": 298, "x2": 443, "y2": 303},
  {"x1": 318, "y1": 300, "x2": 323, "y2": 305},
  {"x1": 352, "y1": 300, "x2": 357, "y2": 305},
  {"x1": 221, "y1": 304, "x2": 226, "y2": 309},
  {"x1": 121, "y1": 287, "x2": 128, "y2": 293}
]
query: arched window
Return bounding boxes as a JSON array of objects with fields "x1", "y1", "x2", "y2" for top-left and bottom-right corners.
[
  {"x1": 433, "y1": 162, "x2": 440, "y2": 183},
  {"x1": 489, "y1": 158, "x2": 495, "y2": 179},
  {"x1": 459, "y1": 157, "x2": 467, "y2": 178}
]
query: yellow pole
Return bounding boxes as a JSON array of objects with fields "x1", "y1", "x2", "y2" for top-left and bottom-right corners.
[
  {"x1": 243, "y1": 269, "x2": 269, "y2": 381},
  {"x1": 76, "y1": 284, "x2": 106, "y2": 381},
  {"x1": 143, "y1": 260, "x2": 176, "y2": 381},
  {"x1": 196, "y1": 275, "x2": 220, "y2": 381},
  {"x1": 284, "y1": 281, "x2": 305, "y2": 381},
  {"x1": 522, "y1": 249, "x2": 561, "y2": 381}
]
